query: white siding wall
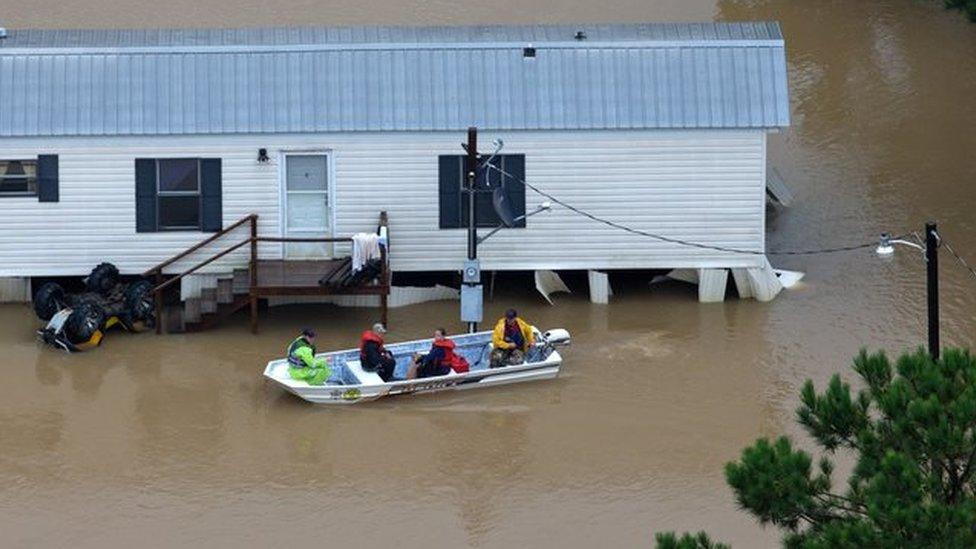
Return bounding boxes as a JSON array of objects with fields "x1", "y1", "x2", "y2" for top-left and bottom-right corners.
[{"x1": 0, "y1": 129, "x2": 766, "y2": 277}]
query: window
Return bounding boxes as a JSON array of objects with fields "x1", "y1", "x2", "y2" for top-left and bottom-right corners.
[
  {"x1": 438, "y1": 154, "x2": 526, "y2": 229},
  {"x1": 135, "y1": 158, "x2": 222, "y2": 233},
  {"x1": 157, "y1": 159, "x2": 201, "y2": 230},
  {"x1": 0, "y1": 160, "x2": 38, "y2": 196}
]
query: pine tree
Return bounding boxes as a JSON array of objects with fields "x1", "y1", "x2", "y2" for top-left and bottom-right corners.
[
  {"x1": 658, "y1": 347, "x2": 976, "y2": 547},
  {"x1": 945, "y1": 0, "x2": 976, "y2": 22}
]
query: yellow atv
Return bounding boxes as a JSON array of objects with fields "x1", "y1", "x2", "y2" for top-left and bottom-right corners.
[{"x1": 34, "y1": 263, "x2": 155, "y2": 352}]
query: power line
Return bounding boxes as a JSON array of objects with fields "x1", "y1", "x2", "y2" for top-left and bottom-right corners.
[
  {"x1": 941, "y1": 237, "x2": 976, "y2": 282},
  {"x1": 483, "y1": 163, "x2": 908, "y2": 257}
]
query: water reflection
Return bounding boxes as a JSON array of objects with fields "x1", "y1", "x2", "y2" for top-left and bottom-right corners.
[
  {"x1": 33, "y1": 347, "x2": 64, "y2": 387},
  {"x1": 422, "y1": 406, "x2": 531, "y2": 545}
]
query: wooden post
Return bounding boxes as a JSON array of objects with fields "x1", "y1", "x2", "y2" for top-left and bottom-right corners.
[
  {"x1": 154, "y1": 270, "x2": 163, "y2": 335},
  {"x1": 249, "y1": 215, "x2": 258, "y2": 334}
]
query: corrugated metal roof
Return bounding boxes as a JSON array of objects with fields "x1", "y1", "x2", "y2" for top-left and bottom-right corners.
[
  {"x1": 0, "y1": 23, "x2": 789, "y2": 137},
  {"x1": 0, "y1": 23, "x2": 784, "y2": 48}
]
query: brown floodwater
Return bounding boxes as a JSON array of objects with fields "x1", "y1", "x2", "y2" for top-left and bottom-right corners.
[{"x1": 2, "y1": 1, "x2": 976, "y2": 547}]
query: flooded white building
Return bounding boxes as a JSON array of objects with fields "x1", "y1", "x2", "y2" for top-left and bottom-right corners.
[{"x1": 0, "y1": 23, "x2": 789, "y2": 303}]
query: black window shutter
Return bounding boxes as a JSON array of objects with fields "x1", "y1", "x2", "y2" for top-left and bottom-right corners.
[
  {"x1": 504, "y1": 155, "x2": 527, "y2": 228},
  {"x1": 200, "y1": 158, "x2": 222, "y2": 232},
  {"x1": 438, "y1": 155, "x2": 462, "y2": 229},
  {"x1": 438, "y1": 154, "x2": 526, "y2": 230},
  {"x1": 37, "y1": 154, "x2": 59, "y2": 202},
  {"x1": 135, "y1": 159, "x2": 157, "y2": 232}
]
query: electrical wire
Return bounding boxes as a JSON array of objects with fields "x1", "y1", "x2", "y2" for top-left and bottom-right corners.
[
  {"x1": 483, "y1": 162, "x2": 911, "y2": 257},
  {"x1": 941, "y1": 236, "x2": 976, "y2": 282}
]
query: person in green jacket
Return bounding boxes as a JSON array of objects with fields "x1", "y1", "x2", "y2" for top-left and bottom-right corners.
[{"x1": 286, "y1": 328, "x2": 333, "y2": 385}]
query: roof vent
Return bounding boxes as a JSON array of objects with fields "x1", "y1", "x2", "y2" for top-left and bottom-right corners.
[
  {"x1": 522, "y1": 46, "x2": 536, "y2": 58},
  {"x1": 574, "y1": 30, "x2": 587, "y2": 41}
]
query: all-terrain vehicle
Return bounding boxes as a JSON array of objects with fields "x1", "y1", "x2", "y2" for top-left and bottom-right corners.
[{"x1": 34, "y1": 263, "x2": 155, "y2": 352}]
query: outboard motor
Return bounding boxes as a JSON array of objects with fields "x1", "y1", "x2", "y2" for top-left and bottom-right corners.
[
  {"x1": 542, "y1": 329, "x2": 571, "y2": 347},
  {"x1": 532, "y1": 328, "x2": 571, "y2": 361}
]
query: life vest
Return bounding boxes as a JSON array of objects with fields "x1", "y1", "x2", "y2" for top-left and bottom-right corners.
[
  {"x1": 287, "y1": 336, "x2": 315, "y2": 368},
  {"x1": 359, "y1": 330, "x2": 385, "y2": 363},
  {"x1": 432, "y1": 338, "x2": 469, "y2": 373}
]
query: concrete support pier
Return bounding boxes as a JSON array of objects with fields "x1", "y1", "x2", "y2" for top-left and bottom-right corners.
[
  {"x1": 663, "y1": 256, "x2": 785, "y2": 303},
  {"x1": 587, "y1": 270, "x2": 611, "y2": 304},
  {"x1": 732, "y1": 258, "x2": 783, "y2": 301},
  {"x1": 0, "y1": 277, "x2": 31, "y2": 303},
  {"x1": 730, "y1": 268, "x2": 754, "y2": 299},
  {"x1": 697, "y1": 269, "x2": 729, "y2": 303}
]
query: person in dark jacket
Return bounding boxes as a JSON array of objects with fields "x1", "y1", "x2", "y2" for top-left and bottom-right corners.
[
  {"x1": 406, "y1": 328, "x2": 470, "y2": 379},
  {"x1": 359, "y1": 322, "x2": 396, "y2": 382}
]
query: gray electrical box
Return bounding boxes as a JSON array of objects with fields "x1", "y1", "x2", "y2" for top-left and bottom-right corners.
[
  {"x1": 462, "y1": 259, "x2": 481, "y2": 284},
  {"x1": 460, "y1": 284, "x2": 483, "y2": 323}
]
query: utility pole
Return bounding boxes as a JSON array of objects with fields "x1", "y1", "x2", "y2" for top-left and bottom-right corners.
[
  {"x1": 925, "y1": 221, "x2": 940, "y2": 360},
  {"x1": 466, "y1": 127, "x2": 478, "y2": 263},
  {"x1": 461, "y1": 127, "x2": 483, "y2": 334}
]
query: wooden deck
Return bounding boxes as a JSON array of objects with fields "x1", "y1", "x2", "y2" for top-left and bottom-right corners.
[
  {"x1": 253, "y1": 259, "x2": 389, "y2": 296},
  {"x1": 249, "y1": 256, "x2": 390, "y2": 333}
]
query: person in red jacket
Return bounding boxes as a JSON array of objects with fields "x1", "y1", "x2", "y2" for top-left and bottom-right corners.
[
  {"x1": 360, "y1": 322, "x2": 396, "y2": 381},
  {"x1": 406, "y1": 328, "x2": 470, "y2": 379}
]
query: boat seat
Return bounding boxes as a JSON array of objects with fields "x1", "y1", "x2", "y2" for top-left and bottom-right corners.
[{"x1": 343, "y1": 359, "x2": 385, "y2": 385}]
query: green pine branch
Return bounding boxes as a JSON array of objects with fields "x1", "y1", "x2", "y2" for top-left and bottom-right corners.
[{"x1": 656, "y1": 347, "x2": 976, "y2": 548}]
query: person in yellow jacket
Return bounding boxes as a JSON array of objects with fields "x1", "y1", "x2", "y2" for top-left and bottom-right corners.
[{"x1": 490, "y1": 309, "x2": 535, "y2": 368}]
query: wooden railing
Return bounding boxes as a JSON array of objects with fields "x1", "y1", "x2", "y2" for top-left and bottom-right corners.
[
  {"x1": 142, "y1": 214, "x2": 257, "y2": 334},
  {"x1": 141, "y1": 214, "x2": 258, "y2": 277},
  {"x1": 144, "y1": 211, "x2": 390, "y2": 334}
]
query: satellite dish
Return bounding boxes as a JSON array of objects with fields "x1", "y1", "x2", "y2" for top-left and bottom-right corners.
[{"x1": 492, "y1": 187, "x2": 518, "y2": 228}]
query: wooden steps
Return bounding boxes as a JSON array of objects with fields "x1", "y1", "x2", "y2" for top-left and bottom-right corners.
[
  {"x1": 184, "y1": 294, "x2": 251, "y2": 333},
  {"x1": 145, "y1": 212, "x2": 391, "y2": 335},
  {"x1": 217, "y1": 278, "x2": 234, "y2": 304},
  {"x1": 174, "y1": 273, "x2": 250, "y2": 333},
  {"x1": 184, "y1": 297, "x2": 202, "y2": 323},
  {"x1": 232, "y1": 268, "x2": 249, "y2": 294},
  {"x1": 200, "y1": 288, "x2": 218, "y2": 314}
]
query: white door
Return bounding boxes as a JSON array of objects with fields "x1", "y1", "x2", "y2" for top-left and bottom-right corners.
[{"x1": 283, "y1": 154, "x2": 332, "y2": 259}]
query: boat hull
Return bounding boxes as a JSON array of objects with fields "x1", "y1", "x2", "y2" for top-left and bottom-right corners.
[{"x1": 264, "y1": 329, "x2": 566, "y2": 405}]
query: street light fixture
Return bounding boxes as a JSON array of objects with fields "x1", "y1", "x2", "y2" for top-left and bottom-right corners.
[{"x1": 875, "y1": 232, "x2": 922, "y2": 256}]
